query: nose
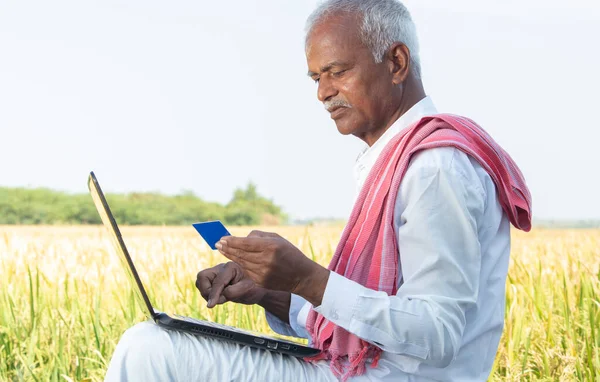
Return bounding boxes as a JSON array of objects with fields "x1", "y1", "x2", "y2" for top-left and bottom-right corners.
[{"x1": 317, "y1": 76, "x2": 338, "y2": 103}]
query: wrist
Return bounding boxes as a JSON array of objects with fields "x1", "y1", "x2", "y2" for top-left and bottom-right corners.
[
  {"x1": 257, "y1": 289, "x2": 273, "y2": 308},
  {"x1": 293, "y1": 264, "x2": 330, "y2": 307},
  {"x1": 258, "y1": 290, "x2": 292, "y2": 324}
]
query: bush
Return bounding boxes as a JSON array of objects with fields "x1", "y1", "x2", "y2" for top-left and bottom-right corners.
[{"x1": 0, "y1": 183, "x2": 285, "y2": 226}]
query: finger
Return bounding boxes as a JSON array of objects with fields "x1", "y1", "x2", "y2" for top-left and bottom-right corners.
[
  {"x1": 248, "y1": 230, "x2": 279, "y2": 238},
  {"x1": 203, "y1": 286, "x2": 228, "y2": 306},
  {"x1": 196, "y1": 270, "x2": 217, "y2": 301},
  {"x1": 217, "y1": 241, "x2": 246, "y2": 262},
  {"x1": 218, "y1": 236, "x2": 267, "y2": 252},
  {"x1": 211, "y1": 294, "x2": 227, "y2": 306},
  {"x1": 207, "y1": 264, "x2": 237, "y2": 308},
  {"x1": 217, "y1": 246, "x2": 261, "y2": 271}
]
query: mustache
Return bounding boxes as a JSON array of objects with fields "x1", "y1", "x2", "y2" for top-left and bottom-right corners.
[{"x1": 324, "y1": 99, "x2": 352, "y2": 112}]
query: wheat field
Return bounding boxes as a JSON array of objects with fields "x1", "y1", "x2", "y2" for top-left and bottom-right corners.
[{"x1": 0, "y1": 225, "x2": 599, "y2": 381}]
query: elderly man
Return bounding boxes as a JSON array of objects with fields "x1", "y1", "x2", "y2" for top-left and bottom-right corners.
[{"x1": 105, "y1": 0, "x2": 532, "y2": 381}]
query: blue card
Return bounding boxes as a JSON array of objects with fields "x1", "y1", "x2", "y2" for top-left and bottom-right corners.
[{"x1": 192, "y1": 220, "x2": 231, "y2": 249}]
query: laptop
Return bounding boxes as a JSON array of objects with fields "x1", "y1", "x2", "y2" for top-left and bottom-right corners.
[{"x1": 87, "y1": 171, "x2": 320, "y2": 358}]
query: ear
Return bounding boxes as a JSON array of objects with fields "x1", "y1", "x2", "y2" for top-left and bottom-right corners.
[{"x1": 386, "y1": 43, "x2": 411, "y2": 85}]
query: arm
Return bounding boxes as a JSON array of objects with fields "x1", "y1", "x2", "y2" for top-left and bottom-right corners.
[
  {"x1": 215, "y1": 148, "x2": 485, "y2": 365},
  {"x1": 196, "y1": 229, "x2": 317, "y2": 339},
  {"x1": 261, "y1": 292, "x2": 312, "y2": 339},
  {"x1": 312, "y1": 149, "x2": 486, "y2": 367},
  {"x1": 195, "y1": 262, "x2": 309, "y2": 338}
]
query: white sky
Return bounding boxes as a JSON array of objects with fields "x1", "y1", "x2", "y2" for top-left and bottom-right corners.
[{"x1": 1, "y1": 0, "x2": 599, "y2": 221}]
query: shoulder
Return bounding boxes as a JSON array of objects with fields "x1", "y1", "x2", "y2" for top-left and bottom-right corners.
[
  {"x1": 395, "y1": 147, "x2": 492, "y2": 223},
  {"x1": 403, "y1": 147, "x2": 487, "y2": 197}
]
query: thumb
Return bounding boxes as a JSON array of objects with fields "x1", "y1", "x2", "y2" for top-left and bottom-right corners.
[
  {"x1": 222, "y1": 278, "x2": 256, "y2": 301},
  {"x1": 207, "y1": 265, "x2": 236, "y2": 308},
  {"x1": 248, "y1": 230, "x2": 280, "y2": 238}
]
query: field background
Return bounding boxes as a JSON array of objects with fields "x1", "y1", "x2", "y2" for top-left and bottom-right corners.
[{"x1": 1, "y1": 225, "x2": 599, "y2": 381}]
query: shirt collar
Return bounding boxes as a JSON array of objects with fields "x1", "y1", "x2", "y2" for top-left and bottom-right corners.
[{"x1": 353, "y1": 96, "x2": 438, "y2": 191}]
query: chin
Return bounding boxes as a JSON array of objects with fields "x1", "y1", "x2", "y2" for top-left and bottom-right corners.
[{"x1": 334, "y1": 120, "x2": 359, "y2": 136}]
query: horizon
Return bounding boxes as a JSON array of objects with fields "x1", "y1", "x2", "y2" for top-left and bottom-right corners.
[
  {"x1": 1, "y1": 0, "x2": 599, "y2": 222},
  {"x1": 1, "y1": 183, "x2": 599, "y2": 225}
]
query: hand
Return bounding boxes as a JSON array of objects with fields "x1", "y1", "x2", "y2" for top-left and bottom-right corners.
[
  {"x1": 195, "y1": 262, "x2": 267, "y2": 308},
  {"x1": 215, "y1": 230, "x2": 330, "y2": 306}
]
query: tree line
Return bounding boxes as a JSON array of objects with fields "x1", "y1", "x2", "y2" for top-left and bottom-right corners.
[{"x1": 0, "y1": 183, "x2": 286, "y2": 226}]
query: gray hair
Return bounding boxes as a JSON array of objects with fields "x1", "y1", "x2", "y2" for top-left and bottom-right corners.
[{"x1": 305, "y1": 0, "x2": 421, "y2": 79}]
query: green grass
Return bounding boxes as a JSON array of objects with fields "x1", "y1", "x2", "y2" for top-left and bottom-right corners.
[{"x1": 1, "y1": 226, "x2": 599, "y2": 381}]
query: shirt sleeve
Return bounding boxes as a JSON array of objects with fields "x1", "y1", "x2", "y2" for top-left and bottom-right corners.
[
  {"x1": 312, "y1": 148, "x2": 486, "y2": 367},
  {"x1": 265, "y1": 293, "x2": 310, "y2": 339}
]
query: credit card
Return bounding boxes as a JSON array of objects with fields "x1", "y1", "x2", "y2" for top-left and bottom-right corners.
[{"x1": 192, "y1": 220, "x2": 231, "y2": 249}]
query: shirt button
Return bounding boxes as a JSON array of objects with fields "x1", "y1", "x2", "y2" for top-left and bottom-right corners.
[{"x1": 331, "y1": 310, "x2": 339, "y2": 320}]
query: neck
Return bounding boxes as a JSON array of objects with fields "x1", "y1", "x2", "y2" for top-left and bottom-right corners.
[{"x1": 362, "y1": 78, "x2": 426, "y2": 147}]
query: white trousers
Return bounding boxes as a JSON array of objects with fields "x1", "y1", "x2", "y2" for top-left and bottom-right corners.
[{"x1": 104, "y1": 321, "x2": 337, "y2": 382}]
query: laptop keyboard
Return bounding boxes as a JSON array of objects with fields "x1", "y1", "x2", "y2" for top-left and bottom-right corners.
[{"x1": 174, "y1": 314, "x2": 290, "y2": 342}]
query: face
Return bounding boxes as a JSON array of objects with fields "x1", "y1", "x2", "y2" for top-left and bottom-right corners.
[{"x1": 306, "y1": 13, "x2": 398, "y2": 141}]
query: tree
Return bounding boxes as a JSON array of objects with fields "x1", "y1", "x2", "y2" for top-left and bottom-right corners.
[
  {"x1": 225, "y1": 182, "x2": 287, "y2": 225},
  {"x1": 0, "y1": 182, "x2": 286, "y2": 226}
]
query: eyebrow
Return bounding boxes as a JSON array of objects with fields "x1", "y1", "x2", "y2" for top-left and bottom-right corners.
[{"x1": 307, "y1": 61, "x2": 349, "y2": 77}]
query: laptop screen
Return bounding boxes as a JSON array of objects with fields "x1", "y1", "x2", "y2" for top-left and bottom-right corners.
[{"x1": 87, "y1": 171, "x2": 157, "y2": 319}]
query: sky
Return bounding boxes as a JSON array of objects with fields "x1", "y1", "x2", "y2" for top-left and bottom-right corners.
[{"x1": 1, "y1": 0, "x2": 599, "y2": 221}]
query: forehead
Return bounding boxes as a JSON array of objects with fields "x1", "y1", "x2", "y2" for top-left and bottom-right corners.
[{"x1": 305, "y1": 13, "x2": 371, "y2": 68}]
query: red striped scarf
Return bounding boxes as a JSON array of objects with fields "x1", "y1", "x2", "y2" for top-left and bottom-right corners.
[{"x1": 305, "y1": 114, "x2": 532, "y2": 381}]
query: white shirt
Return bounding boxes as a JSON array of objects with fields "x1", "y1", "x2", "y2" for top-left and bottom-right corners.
[{"x1": 267, "y1": 97, "x2": 511, "y2": 381}]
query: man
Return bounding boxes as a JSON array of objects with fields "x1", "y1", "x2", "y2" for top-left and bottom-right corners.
[{"x1": 105, "y1": 0, "x2": 531, "y2": 381}]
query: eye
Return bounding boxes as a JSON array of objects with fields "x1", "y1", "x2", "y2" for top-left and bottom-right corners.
[
  {"x1": 331, "y1": 69, "x2": 347, "y2": 78},
  {"x1": 312, "y1": 77, "x2": 320, "y2": 84}
]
